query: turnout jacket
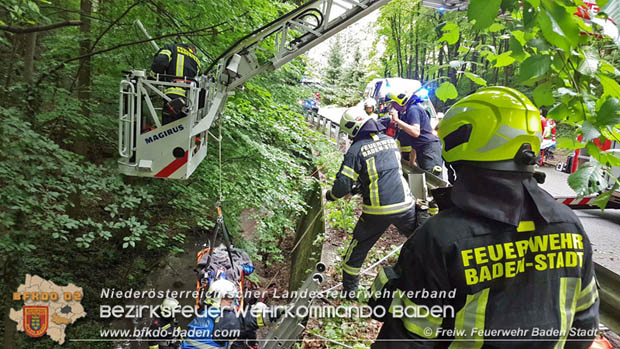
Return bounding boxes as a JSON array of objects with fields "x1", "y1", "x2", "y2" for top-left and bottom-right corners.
[
  {"x1": 148, "y1": 314, "x2": 182, "y2": 349},
  {"x1": 371, "y1": 167, "x2": 599, "y2": 348},
  {"x1": 329, "y1": 132, "x2": 414, "y2": 215},
  {"x1": 151, "y1": 44, "x2": 200, "y2": 97}
]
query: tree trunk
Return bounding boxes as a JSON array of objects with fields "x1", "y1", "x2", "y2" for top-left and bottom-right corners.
[
  {"x1": 391, "y1": 13, "x2": 404, "y2": 78},
  {"x1": 4, "y1": 35, "x2": 18, "y2": 90},
  {"x1": 77, "y1": 0, "x2": 92, "y2": 122},
  {"x1": 3, "y1": 309, "x2": 16, "y2": 349},
  {"x1": 23, "y1": 32, "x2": 38, "y2": 127},
  {"x1": 23, "y1": 33, "x2": 37, "y2": 84},
  {"x1": 70, "y1": 0, "x2": 92, "y2": 216},
  {"x1": 438, "y1": 45, "x2": 445, "y2": 80},
  {"x1": 420, "y1": 46, "x2": 426, "y2": 81}
]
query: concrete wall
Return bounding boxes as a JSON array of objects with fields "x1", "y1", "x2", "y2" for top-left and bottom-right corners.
[{"x1": 289, "y1": 176, "x2": 325, "y2": 291}]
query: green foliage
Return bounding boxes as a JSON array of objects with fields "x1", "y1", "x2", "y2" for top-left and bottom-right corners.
[
  {"x1": 468, "y1": 0, "x2": 502, "y2": 30},
  {"x1": 435, "y1": 81, "x2": 458, "y2": 101},
  {"x1": 439, "y1": 22, "x2": 460, "y2": 45},
  {"x1": 463, "y1": 72, "x2": 487, "y2": 86},
  {"x1": 533, "y1": 82, "x2": 554, "y2": 106},
  {"x1": 324, "y1": 38, "x2": 345, "y2": 89},
  {"x1": 325, "y1": 199, "x2": 357, "y2": 233},
  {"x1": 568, "y1": 162, "x2": 608, "y2": 196},
  {"x1": 320, "y1": 38, "x2": 367, "y2": 106}
]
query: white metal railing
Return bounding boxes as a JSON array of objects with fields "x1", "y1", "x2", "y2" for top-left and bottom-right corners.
[{"x1": 305, "y1": 110, "x2": 347, "y2": 142}]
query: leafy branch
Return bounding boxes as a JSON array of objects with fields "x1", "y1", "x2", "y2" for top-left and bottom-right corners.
[{"x1": 0, "y1": 20, "x2": 82, "y2": 34}]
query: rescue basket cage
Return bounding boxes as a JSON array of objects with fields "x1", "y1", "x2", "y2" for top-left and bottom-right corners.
[{"x1": 118, "y1": 70, "x2": 217, "y2": 179}]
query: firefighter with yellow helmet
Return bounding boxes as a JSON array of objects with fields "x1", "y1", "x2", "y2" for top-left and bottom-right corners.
[{"x1": 370, "y1": 87, "x2": 599, "y2": 348}]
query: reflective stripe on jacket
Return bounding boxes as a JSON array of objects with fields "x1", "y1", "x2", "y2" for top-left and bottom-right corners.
[
  {"x1": 331, "y1": 133, "x2": 413, "y2": 215},
  {"x1": 151, "y1": 44, "x2": 200, "y2": 79},
  {"x1": 372, "y1": 172, "x2": 599, "y2": 348}
]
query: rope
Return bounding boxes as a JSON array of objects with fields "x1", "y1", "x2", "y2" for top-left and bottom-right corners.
[
  {"x1": 289, "y1": 203, "x2": 324, "y2": 254},
  {"x1": 320, "y1": 242, "x2": 404, "y2": 295},
  {"x1": 218, "y1": 113, "x2": 223, "y2": 204}
]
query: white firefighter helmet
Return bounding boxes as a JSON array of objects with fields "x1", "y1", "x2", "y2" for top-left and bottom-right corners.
[
  {"x1": 160, "y1": 298, "x2": 179, "y2": 318},
  {"x1": 206, "y1": 279, "x2": 238, "y2": 308},
  {"x1": 363, "y1": 98, "x2": 376, "y2": 110},
  {"x1": 340, "y1": 107, "x2": 371, "y2": 138}
]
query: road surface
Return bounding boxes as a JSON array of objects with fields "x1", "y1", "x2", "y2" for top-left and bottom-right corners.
[
  {"x1": 318, "y1": 105, "x2": 346, "y2": 124},
  {"x1": 539, "y1": 166, "x2": 620, "y2": 274}
]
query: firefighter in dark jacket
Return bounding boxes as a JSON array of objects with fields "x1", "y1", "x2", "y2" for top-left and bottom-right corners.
[
  {"x1": 370, "y1": 87, "x2": 599, "y2": 348},
  {"x1": 151, "y1": 44, "x2": 200, "y2": 124},
  {"x1": 326, "y1": 107, "x2": 416, "y2": 296},
  {"x1": 148, "y1": 298, "x2": 182, "y2": 349}
]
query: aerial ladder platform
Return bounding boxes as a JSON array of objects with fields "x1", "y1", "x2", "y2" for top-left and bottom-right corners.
[{"x1": 118, "y1": 0, "x2": 441, "y2": 179}]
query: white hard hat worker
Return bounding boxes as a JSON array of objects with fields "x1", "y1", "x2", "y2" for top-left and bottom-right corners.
[
  {"x1": 160, "y1": 298, "x2": 180, "y2": 318},
  {"x1": 205, "y1": 279, "x2": 239, "y2": 308},
  {"x1": 363, "y1": 98, "x2": 377, "y2": 116}
]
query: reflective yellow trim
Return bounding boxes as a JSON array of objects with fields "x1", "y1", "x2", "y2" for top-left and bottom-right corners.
[
  {"x1": 149, "y1": 345, "x2": 159, "y2": 349},
  {"x1": 555, "y1": 277, "x2": 580, "y2": 349},
  {"x1": 450, "y1": 288, "x2": 489, "y2": 349},
  {"x1": 160, "y1": 49, "x2": 172, "y2": 60},
  {"x1": 257, "y1": 313, "x2": 265, "y2": 327},
  {"x1": 341, "y1": 165, "x2": 359, "y2": 181},
  {"x1": 342, "y1": 263, "x2": 361, "y2": 276},
  {"x1": 176, "y1": 54, "x2": 184, "y2": 76},
  {"x1": 177, "y1": 46, "x2": 199, "y2": 63},
  {"x1": 575, "y1": 278, "x2": 598, "y2": 312},
  {"x1": 362, "y1": 200, "x2": 414, "y2": 215},
  {"x1": 516, "y1": 221, "x2": 535, "y2": 232},
  {"x1": 371, "y1": 132, "x2": 379, "y2": 141},
  {"x1": 371, "y1": 268, "x2": 389, "y2": 300},
  {"x1": 399, "y1": 145, "x2": 412, "y2": 152},
  {"x1": 343, "y1": 239, "x2": 357, "y2": 264},
  {"x1": 389, "y1": 289, "x2": 442, "y2": 339},
  {"x1": 329, "y1": 190, "x2": 339, "y2": 201},
  {"x1": 342, "y1": 239, "x2": 360, "y2": 276},
  {"x1": 161, "y1": 323, "x2": 171, "y2": 330},
  {"x1": 165, "y1": 87, "x2": 186, "y2": 97},
  {"x1": 367, "y1": 157, "x2": 379, "y2": 207}
]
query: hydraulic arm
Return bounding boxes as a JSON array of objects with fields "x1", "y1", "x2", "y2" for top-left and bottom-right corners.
[{"x1": 119, "y1": 0, "x2": 392, "y2": 178}]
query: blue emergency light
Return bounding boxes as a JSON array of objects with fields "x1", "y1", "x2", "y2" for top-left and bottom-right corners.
[{"x1": 416, "y1": 88, "x2": 430, "y2": 99}]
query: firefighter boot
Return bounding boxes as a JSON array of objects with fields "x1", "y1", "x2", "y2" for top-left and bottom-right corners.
[{"x1": 342, "y1": 272, "x2": 360, "y2": 300}]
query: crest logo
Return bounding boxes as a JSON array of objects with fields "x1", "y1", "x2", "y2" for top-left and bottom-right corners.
[{"x1": 23, "y1": 306, "x2": 48, "y2": 338}]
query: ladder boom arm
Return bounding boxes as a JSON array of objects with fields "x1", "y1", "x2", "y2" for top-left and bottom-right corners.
[
  {"x1": 194, "y1": 0, "x2": 393, "y2": 137},
  {"x1": 214, "y1": 0, "x2": 392, "y2": 90}
]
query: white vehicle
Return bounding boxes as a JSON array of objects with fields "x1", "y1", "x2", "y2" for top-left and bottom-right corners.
[{"x1": 363, "y1": 78, "x2": 442, "y2": 129}]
